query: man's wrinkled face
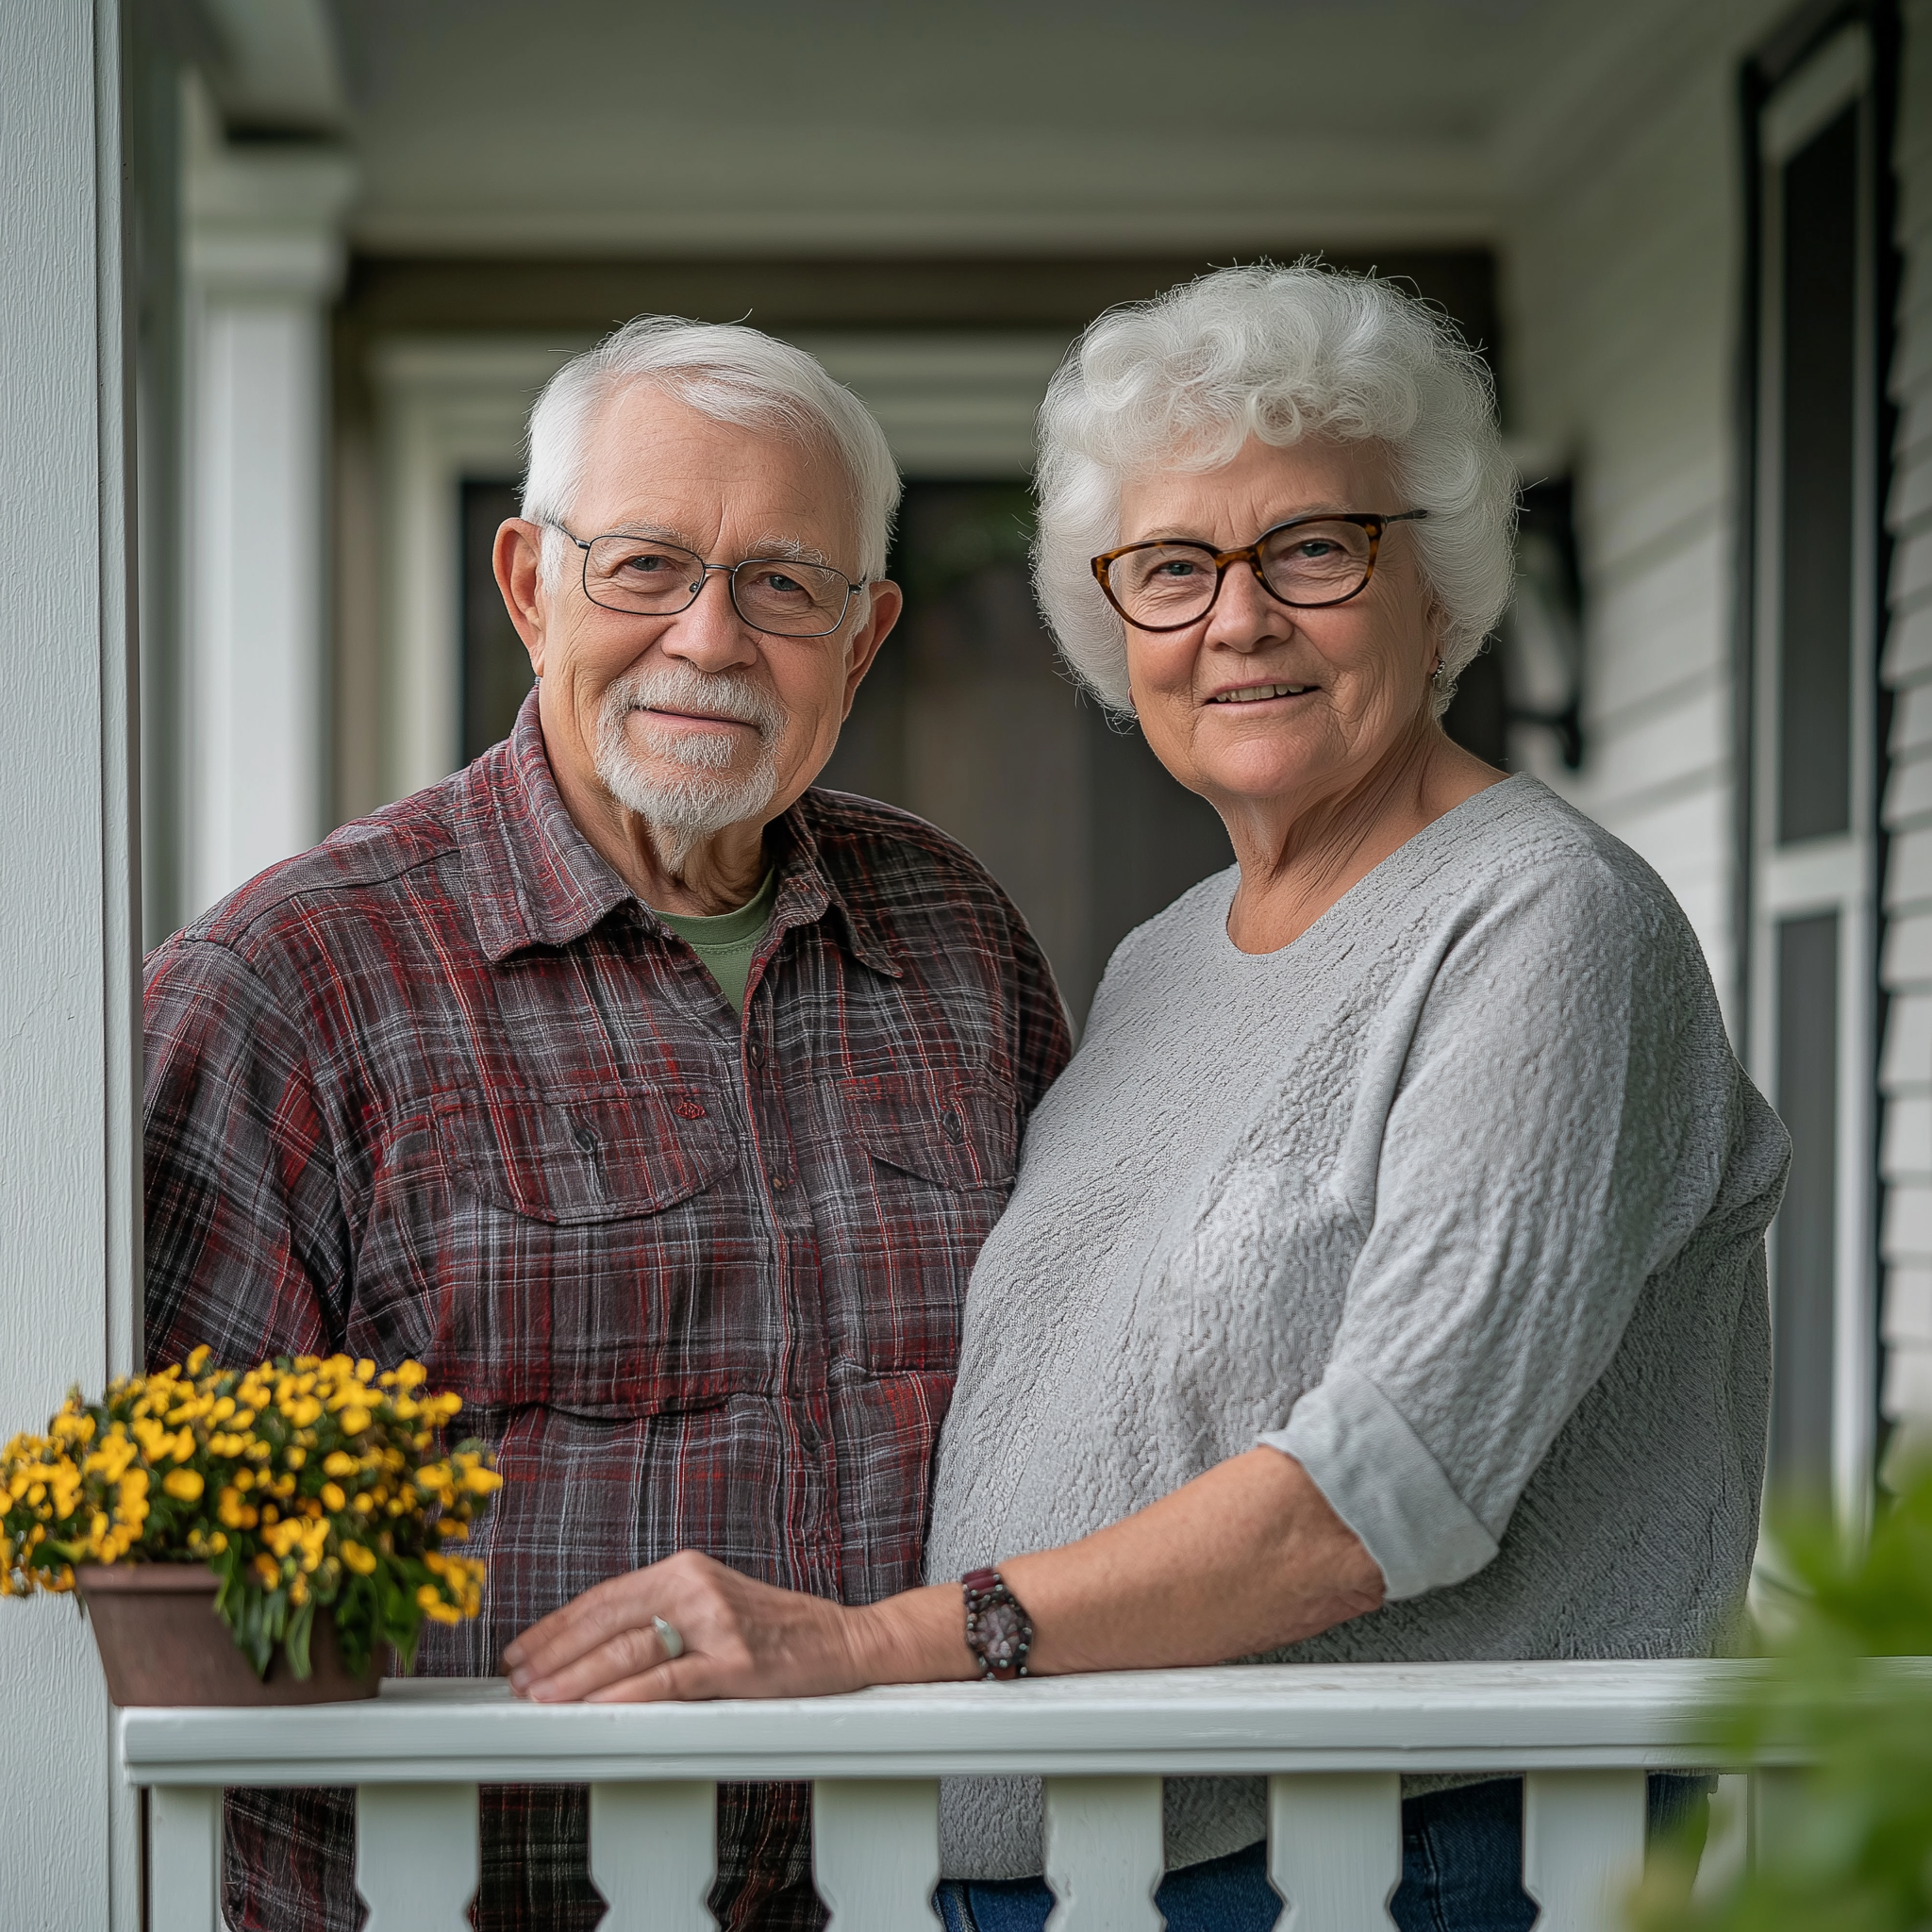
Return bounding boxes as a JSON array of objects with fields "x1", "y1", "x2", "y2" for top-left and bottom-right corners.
[{"x1": 503, "y1": 385, "x2": 898, "y2": 859}]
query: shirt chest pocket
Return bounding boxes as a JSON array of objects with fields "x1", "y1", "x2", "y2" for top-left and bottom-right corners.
[
  {"x1": 848, "y1": 1072, "x2": 1019, "y2": 1192},
  {"x1": 432, "y1": 1084, "x2": 734, "y2": 1224},
  {"x1": 426, "y1": 1084, "x2": 743, "y2": 1413},
  {"x1": 834, "y1": 1071, "x2": 1020, "y2": 1374}
]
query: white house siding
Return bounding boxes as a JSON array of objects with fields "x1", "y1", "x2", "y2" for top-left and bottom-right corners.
[
  {"x1": 1881, "y1": 0, "x2": 1932, "y2": 1469},
  {"x1": 1502, "y1": 41, "x2": 1766, "y2": 1024},
  {"x1": 1506, "y1": 4, "x2": 1932, "y2": 1467}
]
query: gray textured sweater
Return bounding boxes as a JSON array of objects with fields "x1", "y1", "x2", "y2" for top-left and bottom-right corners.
[{"x1": 924, "y1": 775, "x2": 1788, "y2": 1878}]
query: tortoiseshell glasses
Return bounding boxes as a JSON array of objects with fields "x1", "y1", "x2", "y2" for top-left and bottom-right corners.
[{"x1": 1091, "y1": 508, "x2": 1428, "y2": 632}]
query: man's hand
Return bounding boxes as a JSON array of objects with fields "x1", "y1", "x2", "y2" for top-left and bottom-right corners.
[{"x1": 503, "y1": 1550, "x2": 875, "y2": 1703}]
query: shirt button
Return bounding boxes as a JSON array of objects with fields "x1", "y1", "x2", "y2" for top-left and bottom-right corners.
[
  {"x1": 771, "y1": 1172, "x2": 789, "y2": 1191},
  {"x1": 748, "y1": 1041, "x2": 766, "y2": 1068},
  {"x1": 941, "y1": 1108, "x2": 965, "y2": 1144}
]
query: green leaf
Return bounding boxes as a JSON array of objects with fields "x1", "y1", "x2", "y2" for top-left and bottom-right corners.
[
  {"x1": 286, "y1": 1598, "x2": 315, "y2": 1681},
  {"x1": 1635, "y1": 1463, "x2": 1932, "y2": 1932}
]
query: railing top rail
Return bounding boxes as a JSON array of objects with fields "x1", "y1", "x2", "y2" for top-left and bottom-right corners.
[{"x1": 114, "y1": 1657, "x2": 1888, "y2": 1788}]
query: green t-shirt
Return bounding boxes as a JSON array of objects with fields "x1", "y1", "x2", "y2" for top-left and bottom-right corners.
[{"x1": 651, "y1": 870, "x2": 779, "y2": 1015}]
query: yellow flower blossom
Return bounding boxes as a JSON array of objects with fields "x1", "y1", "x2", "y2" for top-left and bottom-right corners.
[{"x1": 4, "y1": 1348, "x2": 500, "y2": 1678}]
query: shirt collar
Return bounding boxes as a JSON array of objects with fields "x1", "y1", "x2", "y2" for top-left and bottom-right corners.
[
  {"x1": 763, "y1": 794, "x2": 904, "y2": 980},
  {"x1": 459, "y1": 689, "x2": 901, "y2": 979}
]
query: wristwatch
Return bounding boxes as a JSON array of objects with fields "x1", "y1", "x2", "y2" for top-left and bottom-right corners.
[{"x1": 962, "y1": 1567, "x2": 1033, "y2": 1680}]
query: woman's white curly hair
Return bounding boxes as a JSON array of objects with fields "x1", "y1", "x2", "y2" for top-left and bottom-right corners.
[{"x1": 1033, "y1": 261, "x2": 1518, "y2": 716}]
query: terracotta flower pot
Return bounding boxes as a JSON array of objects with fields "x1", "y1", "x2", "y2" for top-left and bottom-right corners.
[{"x1": 75, "y1": 1564, "x2": 381, "y2": 1706}]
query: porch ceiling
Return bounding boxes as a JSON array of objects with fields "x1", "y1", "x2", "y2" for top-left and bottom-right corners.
[{"x1": 294, "y1": 0, "x2": 1742, "y2": 258}]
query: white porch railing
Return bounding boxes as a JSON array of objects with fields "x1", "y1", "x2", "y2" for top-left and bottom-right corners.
[{"x1": 123, "y1": 1658, "x2": 1780, "y2": 1932}]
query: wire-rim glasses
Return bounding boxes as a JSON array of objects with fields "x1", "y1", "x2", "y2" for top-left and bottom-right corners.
[
  {"x1": 1091, "y1": 508, "x2": 1429, "y2": 633},
  {"x1": 554, "y1": 525, "x2": 864, "y2": 640}
]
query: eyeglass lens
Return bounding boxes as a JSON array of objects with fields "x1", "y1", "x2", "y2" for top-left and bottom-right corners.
[
  {"x1": 582, "y1": 535, "x2": 852, "y2": 637},
  {"x1": 1109, "y1": 520, "x2": 1378, "y2": 624}
]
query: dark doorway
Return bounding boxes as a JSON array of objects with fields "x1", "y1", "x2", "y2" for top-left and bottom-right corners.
[
  {"x1": 820, "y1": 482, "x2": 1231, "y2": 1024},
  {"x1": 460, "y1": 479, "x2": 535, "y2": 764}
]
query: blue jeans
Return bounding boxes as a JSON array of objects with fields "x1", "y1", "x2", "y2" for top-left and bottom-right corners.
[{"x1": 933, "y1": 1775, "x2": 1711, "y2": 1932}]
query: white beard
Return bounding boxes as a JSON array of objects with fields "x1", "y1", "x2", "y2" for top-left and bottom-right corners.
[{"x1": 593, "y1": 665, "x2": 787, "y2": 877}]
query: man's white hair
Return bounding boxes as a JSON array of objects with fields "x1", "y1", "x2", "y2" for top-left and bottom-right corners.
[
  {"x1": 522, "y1": 315, "x2": 902, "y2": 585},
  {"x1": 1032, "y1": 262, "x2": 1518, "y2": 716}
]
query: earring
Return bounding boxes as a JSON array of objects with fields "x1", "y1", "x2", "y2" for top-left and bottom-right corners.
[{"x1": 1430, "y1": 658, "x2": 1447, "y2": 688}]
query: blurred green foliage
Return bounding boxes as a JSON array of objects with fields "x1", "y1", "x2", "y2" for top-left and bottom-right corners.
[{"x1": 1633, "y1": 1461, "x2": 1932, "y2": 1932}]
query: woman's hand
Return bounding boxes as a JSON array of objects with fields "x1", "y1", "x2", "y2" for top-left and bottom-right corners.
[
  {"x1": 505, "y1": 1448, "x2": 1384, "y2": 1702},
  {"x1": 504, "y1": 1549, "x2": 883, "y2": 1704}
]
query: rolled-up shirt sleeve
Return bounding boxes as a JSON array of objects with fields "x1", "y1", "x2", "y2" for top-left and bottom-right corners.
[{"x1": 1258, "y1": 856, "x2": 1749, "y2": 1600}]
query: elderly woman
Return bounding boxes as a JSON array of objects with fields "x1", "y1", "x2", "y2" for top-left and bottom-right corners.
[{"x1": 505, "y1": 265, "x2": 1790, "y2": 1931}]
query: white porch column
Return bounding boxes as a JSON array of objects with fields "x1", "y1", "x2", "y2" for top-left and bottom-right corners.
[
  {"x1": 182, "y1": 93, "x2": 354, "y2": 919},
  {"x1": 0, "y1": 2, "x2": 142, "y2": 1924}
]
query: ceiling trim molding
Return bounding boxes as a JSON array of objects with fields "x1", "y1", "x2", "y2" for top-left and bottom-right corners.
[{"x1": 341, "y1": 130, "x2": 1497, "y2": 259}]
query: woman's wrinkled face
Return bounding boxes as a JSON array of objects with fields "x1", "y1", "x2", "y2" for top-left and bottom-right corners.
[{"x1": 1115, "y1": 435, "x2": 1441, "y2": 819}]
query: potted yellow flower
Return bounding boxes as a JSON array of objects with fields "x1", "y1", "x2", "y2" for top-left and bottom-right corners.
[{"x1": 1, "y1": 1346, "x2": 501, "y2": 1705}]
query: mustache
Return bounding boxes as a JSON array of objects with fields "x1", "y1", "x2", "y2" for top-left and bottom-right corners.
[{"x1": 601, "y1": 665, "x2": 786, "y2": 741}]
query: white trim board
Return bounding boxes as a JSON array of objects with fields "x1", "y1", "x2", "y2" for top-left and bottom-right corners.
[
  {"x1": 371, "y1": 337, "x2": 588, "y2": 801},
  {"x1": 791, "y1": 331, "x2": 1072, "y2": 479}
]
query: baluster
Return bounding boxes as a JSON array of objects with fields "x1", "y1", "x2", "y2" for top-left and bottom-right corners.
[
  {"x1": 149, "y1": 1786, "x2": 222, "y2": 1932},
  {"x1": 812, "y1": 1779, "x2": 941, "y2": 1931},
  {"x1": 1748, "y1": 1767, "x2": 1806, "y2": 1873},
  {"x1": 1269, "y1": 1772, "x2": 1401, "y2": 1932},
  {"x1": 591, "y1": 1781, "x2": 719, "y2": 1932},
  {"x1": 356, "y1": 1783, "x2": 480, "y2": 1931},
  {"x1": 1042, "y1": 1775, "x2": 1165, "y2": 1932},
  {"x1": 1694, "y1": 1775, "x2": 1749, "y2": 1899},
  {"x1": 1523, "y1": 1770, "x2": 1646, "y2": 1932}
]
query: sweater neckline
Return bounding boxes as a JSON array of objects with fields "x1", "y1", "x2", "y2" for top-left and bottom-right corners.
[{"x1": 1213, "y1": 771, "x2": 1535, "y2": 965}]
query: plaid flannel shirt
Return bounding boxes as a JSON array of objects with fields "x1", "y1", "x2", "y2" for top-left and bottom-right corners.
[{"x1": 142, "y1": 694, "x2": 1071, "y2": 1931}]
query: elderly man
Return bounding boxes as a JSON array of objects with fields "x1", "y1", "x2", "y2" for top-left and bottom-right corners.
[{"x1": 142, "y1": 317, "x2": 1072, "y2": 1932}]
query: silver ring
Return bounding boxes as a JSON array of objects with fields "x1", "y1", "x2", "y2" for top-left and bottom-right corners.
[{"x1": 652, "y1": 1615, "x2": 685, "y2": 1659}]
